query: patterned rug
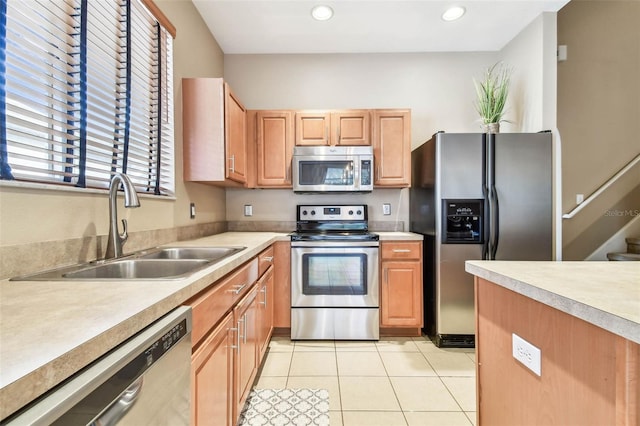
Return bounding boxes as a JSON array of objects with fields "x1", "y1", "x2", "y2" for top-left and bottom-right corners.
[{"x1": 238, "y1": 388, "x2": 330, "y2": 426}]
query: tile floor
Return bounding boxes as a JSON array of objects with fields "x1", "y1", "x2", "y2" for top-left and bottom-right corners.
[{"x1": 253, "y1": 336, "x2": 477, "y2": 426}]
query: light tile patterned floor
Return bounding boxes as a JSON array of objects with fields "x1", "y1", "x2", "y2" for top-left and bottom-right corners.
[{"x1": 253, "y1": 336, "x2": 477, "y2": 426}]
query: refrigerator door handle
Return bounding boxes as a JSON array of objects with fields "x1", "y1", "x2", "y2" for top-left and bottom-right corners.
[
  {"x1": 482, "y1": 184, "x2": 490, "y2": 260},
  {"x1": 490, "y1": 185, "x2": 500, "y2": 259}
]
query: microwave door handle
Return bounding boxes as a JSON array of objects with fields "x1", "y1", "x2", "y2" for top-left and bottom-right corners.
[{"x1": 353, "y1": 159, "x2": 359, "y2": 190}]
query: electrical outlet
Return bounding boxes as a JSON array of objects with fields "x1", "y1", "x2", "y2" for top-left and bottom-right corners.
[
  {"x1": 383, "y1": 203, "x2": 391, "y2": 215},
  {"x1": 512, "y1": 333, "x2": 541, "y2": 376},
  {"x1": 576, "y1": 194, "x2": 584, "y2": 204},
  {"x1": 190, "y1": 203, "x2": 196, "y2": 219},
  {"x1": 244, "y1": 204, "x2": 253, "y2": 216}
]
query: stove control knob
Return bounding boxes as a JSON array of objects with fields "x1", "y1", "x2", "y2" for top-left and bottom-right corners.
[
  {"x1": 348, "y1": 210, "x2": 354, "y2": 215},
  {"x1": 302, "y1": 210, "x2": 308, "y2": 216},
  {"x1": 356, "y1": 210, "x2": 362, "y2": 216},
  {"x1": 310, "y1": 210, "x2": 316, "y2": 216}
]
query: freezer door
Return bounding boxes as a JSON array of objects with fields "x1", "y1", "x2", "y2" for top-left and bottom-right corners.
[
  {"x1": 493, "y1": 133, "x2": 553, "y2": 260},
  {"x1": 436, "y1": 133, "x2": 485, "y2": 200},
  {"x1": 437, "y1": 243, "x2": 481, "y2": 335}
]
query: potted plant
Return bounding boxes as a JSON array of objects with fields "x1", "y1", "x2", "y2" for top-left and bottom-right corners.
[{"x1": 473, "y1": 62, "x2": 511, "y2": 133}]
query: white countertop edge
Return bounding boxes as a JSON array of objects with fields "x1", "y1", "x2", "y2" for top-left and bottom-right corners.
[{"x1": 465, "y1": 261, "x2": 640, "y2": 345}]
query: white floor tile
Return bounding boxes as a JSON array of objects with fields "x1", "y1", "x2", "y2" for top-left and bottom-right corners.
[
  {"x1": 342, "y1": 411, "x2": 407, "y2": 426},
  {"x1": 268, "y1": 336, "x2": 295, "y2": 352},
  {"x1": 441, "y1": 376, "x2": 476, "y2": 411},
  {"x1": 390, "y1": 376, "x2": 461, "y2": 411},
  {"x1": 376, "y1": 337, "x2": 420, "y2": 352},
  {"x1": 289, "y1": 351, "x2": 338, "y2": 376},
  {"x1": 330, "y1": 410, "x2": 344, "y2": 426},
  {"x1": 259, "y1": 352, "x2": 292, "y2": 376},
  {"x1": 404, "y1": 411, "x2": 473, "y2": 426},
  {"x1": 423, "y1": 352, "x2": 476, "y2": 377},
  {"x1": 253, "y1": 376, "x2": 287, "y2": 389},
  {"x1": 337, "y1": 351, "x2": 386, "y2": 376},
  {"x1": 335, "y1": 340, "x2": 379, "y2": 352},
  {"x1": 380, "y1": 352, "x2": 437, "y2": 377},
  {"x1": 339, "y1": 376, "x2": 401, "y2": 411},
  {"x1": 294, "y1": 340, "x2": 336, "y2": 352}
]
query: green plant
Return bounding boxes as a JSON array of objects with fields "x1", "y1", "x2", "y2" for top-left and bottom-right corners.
[{"x1": 473, "y1": 62, "x2": 511, "y2": 125}]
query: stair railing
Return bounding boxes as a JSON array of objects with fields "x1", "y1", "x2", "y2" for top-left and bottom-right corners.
[{"x1": 563, "y1": 152, "x2": 640, "y2": 220}]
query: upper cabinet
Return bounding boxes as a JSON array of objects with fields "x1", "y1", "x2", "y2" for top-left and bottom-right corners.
[
  {"x1": 254, "y1": 110, "x2": 294, "y2": 187},
  {"x1": 295, "y1": 110, "x2": 370, "y2": 146},
  {"x1": 182, "y1": 78, "x2": 247, "y2": 186},
  {"x1": 372, "y1": 109, "x2": 411, "y2": 187}
]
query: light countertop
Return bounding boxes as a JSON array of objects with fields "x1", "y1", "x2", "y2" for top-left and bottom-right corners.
[
  {"x1": 465, "y1": 261, "x2": 640, "y2": 345},
  {"x1": 0, "y1": 230, "x2": 421, "y2": 420}
]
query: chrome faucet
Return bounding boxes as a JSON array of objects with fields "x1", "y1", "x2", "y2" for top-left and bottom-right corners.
[{"x1": 105, "y1": 173, "x2": 141, "y2": 260}]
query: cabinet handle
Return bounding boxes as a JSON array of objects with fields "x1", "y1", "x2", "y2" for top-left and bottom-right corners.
[
  {"x1": 392, "y1": 249, "x2": 412, "y2": 253},
  {"x1": 243, "y1": 313, "x2": 248, "y2": 344},
  {"x1": 229, "y1": 327, "x2": 239, "y2": 350},
  {"x1": 231, "y1": 282, "x2": 248, "y2": 295},
  {"x1": 259, "y1": 286, "x2": 267, "y2": 306},
  {"x1": 237, "y1": 318, "x2": 244, "y2": 351},
  {"x1": 229, "y1": 154, "x2": 235, "y2": 173},
  {"x1": 263, "y1": 256, "x2": 274, "y2": 263}
]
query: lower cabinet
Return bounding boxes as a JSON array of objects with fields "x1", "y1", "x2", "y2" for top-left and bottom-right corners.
[
  {"x1": 233, "y1": 285, "x2": 259, "y2": 420},
  {"x1": 191, "y1": 312, "x2": 235, "y2": 426},
  {"x1": 257, "y1": 265, "x2": 274, "y2": 360},
  {"x1": 188, "y1": 245, "x2": 277, "y2": 426},
  {"x1": 380, "y1": 241, "x2": 423, "y2": 328}
]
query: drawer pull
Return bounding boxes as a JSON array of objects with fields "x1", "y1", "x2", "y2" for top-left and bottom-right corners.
[
  {"x1": 392, "y1": 249, "x2": 412, "y2": 253},
  {"x1": 231, "y1": 283, "x2": 248, "y2": 295},
  {"x1": 262, "y1": 256, "x2": 274, "y2": 262}
]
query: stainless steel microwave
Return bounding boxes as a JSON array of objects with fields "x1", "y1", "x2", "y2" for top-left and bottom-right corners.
[{"x1": 292, "y1": 146, "x2": 374, "y2": 192}]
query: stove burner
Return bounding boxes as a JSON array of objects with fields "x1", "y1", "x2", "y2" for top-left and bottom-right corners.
[
  {"x1": 292, "y1": 204, "x2": 375, "y2": 242},
  {"x1": 290, "y1": 231, "x2": 379, "y2": 242}
]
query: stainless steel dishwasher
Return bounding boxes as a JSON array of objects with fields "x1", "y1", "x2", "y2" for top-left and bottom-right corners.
[{"x1": 4, "y1": 306, "x2": 192, "y2": 426}]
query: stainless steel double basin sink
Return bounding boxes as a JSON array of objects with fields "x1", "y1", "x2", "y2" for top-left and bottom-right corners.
[{"x1": 12, "y1": 246, "x2": 246, "y2": 281}]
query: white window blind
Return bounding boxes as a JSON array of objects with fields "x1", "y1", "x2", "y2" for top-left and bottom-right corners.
[{"x1": 0, "y1": 0, "x2": 175, "y2": 196}]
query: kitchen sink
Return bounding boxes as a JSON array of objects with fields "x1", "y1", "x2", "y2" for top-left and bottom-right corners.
[
  {"x1": 136, "y1": 246, "x2": 245, "y2": 260},
  {"x1": 11, "y1": 246, "x2": 246, "y2": 281},
  {"x1": 62, "y1": 259, "x2": 210, "y2": 280}
]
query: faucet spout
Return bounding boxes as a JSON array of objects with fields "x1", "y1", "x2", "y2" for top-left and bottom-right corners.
[{"x1": 105, "y1": 173, "x2": 140, "y2": 260}]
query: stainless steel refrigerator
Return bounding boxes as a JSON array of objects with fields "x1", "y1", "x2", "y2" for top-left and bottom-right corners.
[{"x1": 410, "y1": 132, "x2": 553, "y2": 347}]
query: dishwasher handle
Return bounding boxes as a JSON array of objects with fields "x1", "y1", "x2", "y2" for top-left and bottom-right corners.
[{"x1": 89, "y1": 377, "x2": 144, "y2": 426}]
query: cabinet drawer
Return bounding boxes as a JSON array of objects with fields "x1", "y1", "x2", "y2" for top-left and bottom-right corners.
[
  {"x1": 257, "y1": 246, "x2": 274, "y2": 277},
  {"x1": 381, "y1": 241, "x2": 421, "y2": 260},
  {"x1": 189, "y1": 258, "x2": 258, "y2": 347}
]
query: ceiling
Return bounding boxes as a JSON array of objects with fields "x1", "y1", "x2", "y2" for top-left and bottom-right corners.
[{"x1": 192, "y1": 0, "x2": 570, "y2": 54}]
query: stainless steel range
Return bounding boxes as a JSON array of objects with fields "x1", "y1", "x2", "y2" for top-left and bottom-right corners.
[{"x1": 291, "y1": 204, "x2": 380, "y2": 340}]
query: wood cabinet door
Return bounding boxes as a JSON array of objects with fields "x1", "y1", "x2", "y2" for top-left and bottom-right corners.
[
  {"x1": 273, "y1": 241, "x2": 291, "y2": 328},
  {"x1": 380, "y1": 260, "x2": 422, "y2": 327},
  {"x1": 332, "y1": 110, "x2": 370, "y2": 145},
  {"x1": 256, "y1": 111, "x2": 293, "y2": 186},
  {"x1": 191, "y1": 312, "x2": 234, "y2": 426},
  {"x1": 373, "y1": 109, "x2": 411, "y2": 187},
  {"x1": 295, "y1": 111, "x2": 331, "y2": 146},
  {"x1": 257, "y1": 266, "x2": 274, "y2": 360},
  {"x1": 234, "y1": 286, "x2": 259, "y2": 420},
  {"x1": 224, "y1": 83, "x2": 247, "y2": 184}
]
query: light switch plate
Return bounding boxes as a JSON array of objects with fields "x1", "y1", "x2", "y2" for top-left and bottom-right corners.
[
  {"x1": 512, "y1": 333, "x2": 541, "y2": 376},
  {"x1": 383, "y1": 203, "x2": 391, "y2": 215},
  {"x1": 244, "y1": 204, "x2": 253, "y2": 216}
]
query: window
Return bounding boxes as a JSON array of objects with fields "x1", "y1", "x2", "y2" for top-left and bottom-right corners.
[{"x1": 0, "y1": 0, "x2": 174, "y2": 196}]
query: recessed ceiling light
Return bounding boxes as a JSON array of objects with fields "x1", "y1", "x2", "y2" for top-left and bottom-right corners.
[
  {"x1": 311, "y1": 5, "x2": 334, "y2": 21},
  {"x1": 442, "y1": 6, "x2": 466, "y2": 22}
]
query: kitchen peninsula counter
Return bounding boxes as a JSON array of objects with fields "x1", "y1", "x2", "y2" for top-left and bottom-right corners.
[
  {"x1": 0, "y1": 232, "x2": 289, "y2": 421},
  {"x1": 466, "y1": 260, "x2": 639, "y2": 425}
]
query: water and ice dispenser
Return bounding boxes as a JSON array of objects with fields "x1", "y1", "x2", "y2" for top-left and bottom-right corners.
[{"x1": 442, "y1": 199, "x2": 483, "y2": 243}]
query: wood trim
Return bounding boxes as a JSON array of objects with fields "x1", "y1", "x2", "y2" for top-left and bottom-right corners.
[
  {"x1": 616, "y1": 336, "x2": 639, "y2": 426},
  {"x1": 380, "y1": 327, "x2": 421, "y2": 337},
  {"x1": 141, "y1": 0, "x2": 176, "y2": 38}
]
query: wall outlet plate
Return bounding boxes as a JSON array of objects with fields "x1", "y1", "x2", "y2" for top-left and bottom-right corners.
[
  {"x1": 512, "y1": 333, "x2": 541, "y2": 376},
  {"x1": 383, "y1": 203, "x2": 391, "y2": 215},
  {"x1": 190, "y1": 203, "x2": 196, "y2": 219},
  {"x1": 244, "y1": 204, "x2": 253, "y2": 216}
]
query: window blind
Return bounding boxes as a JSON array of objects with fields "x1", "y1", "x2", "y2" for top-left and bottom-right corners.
[{"x1": 0, "y1": 0, "x2": 174, "y2": 196}]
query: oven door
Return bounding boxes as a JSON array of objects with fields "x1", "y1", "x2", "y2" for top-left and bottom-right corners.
[{"x1": 291, "y1": 241, "x2": 379, "y2": 307}]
